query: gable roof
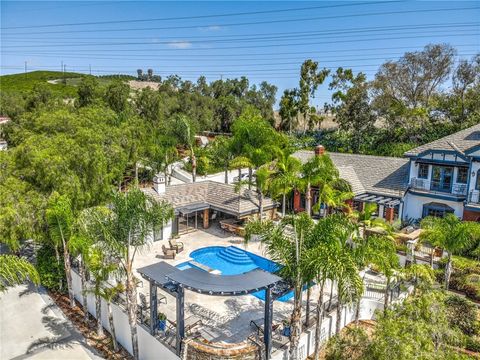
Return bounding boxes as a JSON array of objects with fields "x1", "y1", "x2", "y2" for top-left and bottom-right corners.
[
  {"x1": 143, "y1": 181, "x2": 276, "y2": 217},
  {"x1": 293, "y1": 150, "x2": 409, "y2": 198},
  {"x1": 404, "y1": 123, "x2": 480, "y2": 157}
]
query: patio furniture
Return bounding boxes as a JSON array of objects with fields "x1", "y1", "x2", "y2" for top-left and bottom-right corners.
[
  {"x1": 250, "y1": 318, "x2": 281, "y2": 337},
  {"x1": 162, "y1": 245, "x2": 176, "y2": 259},
  {"x1": 168, "y1": 315, "x2": 202, "y2": 334},
  {"x1": 169, "y1": 239, "x2": 184, "y2": 253}
]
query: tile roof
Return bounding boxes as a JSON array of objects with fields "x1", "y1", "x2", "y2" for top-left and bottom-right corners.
[
  {"x1": 142, "y1": 180, "x2": 276, "y2": 217},
  {"x1": 404, "y1": 123, "x2": 480, "y2": 157},
  {"x1": 293, "y1": 150, "x2": 409, "y2": 197}
]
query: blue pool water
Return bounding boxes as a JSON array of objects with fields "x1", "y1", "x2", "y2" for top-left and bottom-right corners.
[{"x1": 176, "y1": 246, "x2": 295, "y2": 302}]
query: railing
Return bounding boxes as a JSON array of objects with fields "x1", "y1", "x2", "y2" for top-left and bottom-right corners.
[
  {"x1": 468, "y1": 190, "x2": 480, "y2": 204},
  {"x1": 410, "y1": 178, "x2": 467, "y2": 196},
  {"x1": 410, "y1": 177, "x2": 430, "y2": 191},
  {"x1": 452, "y1": 183, "x2": 468, "y2": 196}
]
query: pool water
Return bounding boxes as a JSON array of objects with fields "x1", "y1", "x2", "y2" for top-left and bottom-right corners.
[{"x1": 176, "y1": 246, "x2": 295, "y2": 302}]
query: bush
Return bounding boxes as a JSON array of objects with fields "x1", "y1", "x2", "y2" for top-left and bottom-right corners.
[
  {"x1": 325, "y1": 327, "x2": 370, "y2": 360},
  {"x1": 445, "y1": 295, "x2": 480, "y2": 336},
  {"x1": 465, "y1": 336, "x2": 480, "y2": 352},
  {"x1": 36, "y1": 243, "x2": 66, "y2": 292}
]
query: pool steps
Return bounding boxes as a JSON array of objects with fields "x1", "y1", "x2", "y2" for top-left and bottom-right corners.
[{"x1": 217, "y1": 246, "x2": 255, "y2": 265}]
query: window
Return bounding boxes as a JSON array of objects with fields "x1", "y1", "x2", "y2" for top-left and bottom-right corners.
[
  {"x1": 418, "y1": 163, "x2": 429, "y2": 179},
  {"x1": 431, "y1": 166, "x2": 453, "y2": 192},
  {"x1": 456, "y1": 167, "x2": 468, "y2": 184},
  {"x1": 477, "y1": 174, "x2": 480, "y2": 190},
  {"x1": 153, "y1": 225, "x2": 163, "y2": 241},
  {"x1": 422, "y1": 204, "x2": 454, "y2": 218}
]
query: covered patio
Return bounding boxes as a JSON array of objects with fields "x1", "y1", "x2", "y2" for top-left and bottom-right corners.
[{"x1": 137, "y1": 261, "x2": 282, "y2": 358}]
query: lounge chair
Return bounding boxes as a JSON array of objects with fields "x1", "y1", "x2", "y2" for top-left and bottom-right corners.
[
  {"x1": 169, "y1": 239, "x2": 184, "y2": 253},
  {"x1": 168, "y1": 315, "x2": 202, "y2": 334},
  {"x1": 162, "y1": 245, "x2": 176, "y2": 259}
]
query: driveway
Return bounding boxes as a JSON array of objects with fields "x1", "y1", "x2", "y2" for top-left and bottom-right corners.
[{"x1": 0, "y1": 284, "x2": 101, "y2": 360}]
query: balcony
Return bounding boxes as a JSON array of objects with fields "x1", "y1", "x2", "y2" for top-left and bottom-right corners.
[
  {"x1": 468, "y1": 190, "x2": 480, "y2": 205},
  {"x1": 410, "y1": 178, "x2": 467, "y2": 196}
]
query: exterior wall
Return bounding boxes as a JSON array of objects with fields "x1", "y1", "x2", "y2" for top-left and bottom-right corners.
[
  {"x1": 463, "y1": 209, "x2": 480, "y2": 222},
  {"x1": 402, "y1": 193, "x2": 464, "y2": 220},
  {"x1": 468, "y1": 161, "x2": 480, "y2": 194},
  {"x1": 293, "y1": 190, "x2": 304, "y2": 212}
]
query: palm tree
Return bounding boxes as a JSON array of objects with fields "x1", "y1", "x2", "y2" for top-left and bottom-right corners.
[
  {"x1": 235, "y1": 165, "x2": 272, "y2": 220},
  {"x1": 244, "y1": 213, "x2": 313, "y2": 360},
  {"x1": 402, "y1": 263, "x2": 435, "y2": 296},
  {"x1": 420, "y1": 214, "x2": 480, "y2": 290},
  {"x1": 84, "y1": 188, "x2": 174, "y2": 360},
  {"x1": 46, "y1": 193, "x2": 76, "y2": 308},
  {"x1": 0, "y1": 255, "x2": 40, "y2": 292},
  {"x1": 100, "y1": 281, "x2": 125, "y2": 352},
  {"x1": 270, "y1": 150, "x2": 301, "y2": 217},
  {"x1": 69, "y1": 233, "x2": 92, "y2": 322}
]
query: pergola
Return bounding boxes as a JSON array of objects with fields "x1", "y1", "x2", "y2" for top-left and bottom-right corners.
[{"x1": 138, "y1": 261, "x2": 282, "y2": 359}]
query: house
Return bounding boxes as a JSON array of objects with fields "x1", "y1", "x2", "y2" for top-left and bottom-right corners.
[
  {"x1": 293, "y1": 146, "x2": 409, "y2": 223},
  {"x1": 403, "y1": 123, "x2": 480, "y2": 221},
  {"x1": 142, "y1": 174, "x2": 276, "y2": 240},
  {"x1": 292, "y1": 123, "x2": 480, "y2": 223}
]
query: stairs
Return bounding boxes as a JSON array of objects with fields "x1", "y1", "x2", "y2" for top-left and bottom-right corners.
[{"x1": 217, "y1": 246, "x2": 254, "y2": 266}]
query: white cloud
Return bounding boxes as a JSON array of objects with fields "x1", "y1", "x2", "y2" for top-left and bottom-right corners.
[
  {"x1": 167, "y1": 41, "x2": 192, "y2": 49},
  {"x1": 198, "y1": 25, "x2": 223, "y2": 32}
]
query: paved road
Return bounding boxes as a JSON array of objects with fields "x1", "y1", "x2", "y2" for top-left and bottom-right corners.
[{"x1": 0, "y1": 284, "x2": 102, "y2": 360}]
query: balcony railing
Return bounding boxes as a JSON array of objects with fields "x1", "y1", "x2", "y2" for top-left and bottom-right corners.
[
  {"x1": 468, "y1": 190, "x2": 480, "y2": 204},
  {"x1": 410, "y1": 178, "x2": 467, "y2": 196}
]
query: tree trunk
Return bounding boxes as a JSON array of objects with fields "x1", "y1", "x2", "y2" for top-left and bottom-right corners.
[
  {"x1": 282, "y1": 193, "x2": 286, "y2": 217},
  {"x1": 80, "y1": 260, "x2": 89, "y2": 322},
  {"x1": 126, "y1": 269, "x2": 139, "y2": 360},
  {"x1": 107, "y1": 301, "x2": 118, "y2": 352},
  {"x1": 289, "y1": 283, "x2": 303, "y2": 360},
  {"x1": 95, "y1": 293, "x2": 104, "y2": 337},
  {"x1": 335, "y1": 302, "x2": 343, "y2": 335},
  {"x1": 134, "y1": 161, "x2": 139, "y2": 184},
  {"x1": 238, "y1": 168, "x2": 241, "y2": 180},
  {"x1": 384, "y1": 277, "x2": 391, "y2": 314},
  {"x1": 54, "y1": 246, "x2": 63, "y2": 292},
  {"x1": 305, "y1": 286, "x2": 311, "y2": 329},
  {"x1": 61, "y1": 236, "x2": 75, "y2": 308},
  {"x1": 430, "y1": 247, "x2": 435, "y2": 268},
  {"x1": 313, "y1": 280, "x2": 325, "y2": 360},
  {"x1": 445, "y1": 253, "x2": 452, "y2": 290},
  {"x1": 259, "y1": 191, "x2": 264, "y2": 221},
  {"x1": 354, "y1": 296, "x2": 361, "y2": 325},
  {"x1": 306, "y1": 182, "x2": 311, "y2": 216},
  {"x1": 224, "y1": 164, "x2": 228, "y2": 184},
  {"x1": 248, "y1": 167, "x2": 252, "y2": 190},
  {"x1": 191, "y1": 150, "x2": 196, "y2": 183},
  {"x1": 328, "y1": 280, "x2": 334, "y2": 311}
]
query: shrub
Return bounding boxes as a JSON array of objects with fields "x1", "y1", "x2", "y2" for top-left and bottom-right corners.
[
  {"x1": 325, "y1": 327, "x2": 370, "y2": 360},
  {"x1": 445, "y1": 295, "x2": 479, "y2": 336},
  {"x1": 465, "y1": 336, "x2": 480, "y2": 352},
  {"x1": 36, "y1": 243, "x2": 66, "y2": 292}
]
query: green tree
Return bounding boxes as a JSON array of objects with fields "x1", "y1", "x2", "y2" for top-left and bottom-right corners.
[
  {"x1": 104, "y1": 81, "x2": 130, "y2": 113},
  {"x1": 77, "y1": 76, "x2": 99, "y2": 108},
  {"x1": 0, "y1": 255, "x2": 40, "y2": 293},
  {"x1": 135, "y1": 87, "x2": 161, "y2": 124},
  {"x1": 420, "y1": 214, "x2": 480, "y2": 289},
  {"x1": 279, "y1": 89, "x2": 299, "y2": 133},
  {"x1": 83, "y1": 188, "x2": 174, "y2": 360},
  {"x1": 210, "y1": 136, "x2": 233, "y2": 184},
  {"x1": 270, "y1": 150, "x2": 301, "y2": 216},
  {"x1": 167, "y1": 114, "x2": 197, "y2": 182}
]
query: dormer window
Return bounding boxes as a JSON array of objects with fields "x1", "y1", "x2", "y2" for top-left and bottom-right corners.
[
  {"x1": 456, "y1": 167, "x2": 468, "y2": 184},
  {"x1": 418, "y1": 163, "x2": 429, "y2": 179}
]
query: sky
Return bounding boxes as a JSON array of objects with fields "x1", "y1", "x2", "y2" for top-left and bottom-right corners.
[{"x1": 1, "y1": 1, "x2": 479, "y2": 106}]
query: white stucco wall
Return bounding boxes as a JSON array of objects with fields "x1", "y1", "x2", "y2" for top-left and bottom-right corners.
[
  {"x1": 469, "y1": 161, "x2": 480, "y2": 195},
  {"x1": 403, "y1": 193, "x2": 464, "y2": 220}
]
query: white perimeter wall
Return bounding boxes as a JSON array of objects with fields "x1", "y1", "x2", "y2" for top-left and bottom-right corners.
[
  {"x1": 71, "y1": 270, "x2": 179, "y2": 360},
  {"x1": 403, "y1": 193, "x2": 464, "y2": 220}
]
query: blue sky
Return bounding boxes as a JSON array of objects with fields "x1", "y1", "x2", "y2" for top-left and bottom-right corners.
[{"x1": 1, "y1": 1, "x2": 479, "y2": 106}]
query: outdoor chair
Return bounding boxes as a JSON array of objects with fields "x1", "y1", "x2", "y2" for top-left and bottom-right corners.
[
  {"x1": 169, "y1": 239, "x2": 184, "y2": 253},
  {"x1": 168, "y1": 315, "x2": 202, "y2": 335},
  {"x1": 162, "y1": 245, "x2": 176, "y2": 259}
]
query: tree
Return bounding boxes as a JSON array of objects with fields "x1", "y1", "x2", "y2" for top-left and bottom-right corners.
[
  {"x1": 420, "y1": 214, "x2": 480, "y2": 290},
  {"x1": 167, "y1": 114, "x2": 197, "y2": 182},
  {"x1": 270, "y1": 150, "x2": 301, "y2": 216},
  {"x1": 209, "y1": 136, "x2": 233, "y2": 184},
  {"x1": 279, "y1": 89, "x2": 299, "y2": 133},
  {"x1": 298, "y1": 60, "x2": 329, "y2": 132},
  {"x1": 135, "y1": 87, "x2": 161, "y2": 124},
  {"x1": 46, "y1": 193, "x2": 76, "y2": 308},
  {"x1": 84, "y1": 188, "x2": 174, "y2": 360},
  {"x1": 452, "y1": 57, "x2": 480, "y2": 124},
  {"x1": 0, "y1": 255, "x2": 40, "y2": 293},
  {"x1": 328, "y1": 68, "x2": 375, "y2": 152},
  {"x1": 104, "y1": 81, "x2": 130, "y2": 113},
  {"x1": 77, "y1": 77, "x2": 99, "y2": 108}
]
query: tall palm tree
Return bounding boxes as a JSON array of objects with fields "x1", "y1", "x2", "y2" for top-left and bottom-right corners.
[
  {"x1": 0, "y1": 255, "x2": 40, "y2": 292},
  {"x1": 69, "y1": 233, "x2": 92, "y2": 322},
  {"x1": 100, "y1": 281, "x2": 125, "y2": 352},
  {"x1": 244, "y1": 213, "x2": 313, "y2": 360},
  {"x1": 420, "y1": 214, "x2": 480, "y2": 290},
  {"x1": 270, "y1": 150, "x2": 302, "y2": 217},
  {"x1": 83, "y1": 188, "x2": 174, "y2": 360},
  {"x1": 46, "y1": 193, "x2": 76, "y2": 308}
]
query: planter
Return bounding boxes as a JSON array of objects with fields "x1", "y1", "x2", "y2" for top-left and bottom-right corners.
[
  {"x1": 282, "y1": 326, "x2": 291, "y2": 337},
  {"x1": 158, "y1": 319, "x2": 167, "y2": 332}
]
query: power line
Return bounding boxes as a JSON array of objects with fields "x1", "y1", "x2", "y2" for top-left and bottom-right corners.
[
  {"x1": 1, "y1": 1, "x2": 393, "y2": 29},
  {"x1": 4, "y1": 5, "x2": 479, "y2": 35},
  {"x1": 4, "y1": 31, "x2": 478, "y2": 50}
]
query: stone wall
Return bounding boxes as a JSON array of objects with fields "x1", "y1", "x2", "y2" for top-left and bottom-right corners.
[{"x1": 184, "y1": 339, "x2": 260, "y2": 360}]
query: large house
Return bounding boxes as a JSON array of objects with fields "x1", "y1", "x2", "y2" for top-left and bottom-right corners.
[{"x1": 292, "y1": 123, "x2": 480, "y2": 223}]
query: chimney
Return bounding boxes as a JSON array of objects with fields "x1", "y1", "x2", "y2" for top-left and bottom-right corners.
[
  {"x1": 153, "y1": 173, "x2": 166, "y2": 194},
  {"x1": 315, "y1": 145, "x2": 325, "y2": 156}
]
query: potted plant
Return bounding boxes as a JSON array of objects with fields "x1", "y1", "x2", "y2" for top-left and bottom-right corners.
[
  {"x1": 282, "y1": 319, "x2": 291, "y2": 337},
  {"x1": 157, "y1": 312, "x2": 167, "y2": 332}
]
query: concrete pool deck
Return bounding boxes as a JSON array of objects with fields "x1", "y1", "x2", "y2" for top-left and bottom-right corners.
[{"x1": 132, "y1": 224, "x2": 331, "y2": 345}]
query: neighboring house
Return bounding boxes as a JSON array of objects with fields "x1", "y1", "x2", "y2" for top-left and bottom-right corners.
[
  {"x1": 293, "y1": 146, "x2": 409, "y2": 223},
  {"x1": 143, "y1": 175, "x2": 276, "y2": 240},
  {"x1": 292, "y1": 123, "x2": 480, "y2": 223},
  {"x1": 403, "y1": 123, "x2": 480, "y2": 221}
]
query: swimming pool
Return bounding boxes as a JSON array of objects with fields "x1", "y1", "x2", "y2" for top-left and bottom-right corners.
[{"x1": 176, "y1": 246, "x2": 295, "y2": 302}]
